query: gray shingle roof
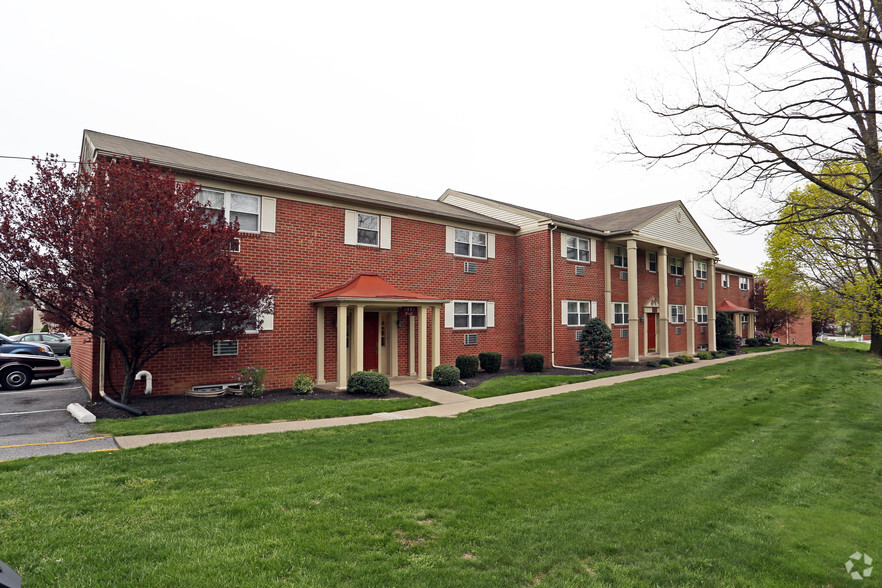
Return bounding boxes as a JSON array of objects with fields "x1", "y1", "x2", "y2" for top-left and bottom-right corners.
[
  {"x1": 578, "y1": 201, "x2": 681, "y2": 233},
  {"x1": 82, "y1": 130, "x2": 518, "y2": 231}
]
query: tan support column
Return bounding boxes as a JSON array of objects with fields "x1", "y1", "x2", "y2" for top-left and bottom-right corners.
[
  {"x1": 316, "y1": 306, "x2": 326, "y2": 384},
  {"x1": 686, "y1": 253, "x2": 695, "y2": 355},
  {"x1": 353, "y1": 304, "x2": 365, "y2": 373},
  {"x1": 748, "y1": 313, "x2": 756, "y2": 338},
  {"x1": 336, "y1": 305, "x2": 348, "y2": 390},
  {"x1": 408, "y1": 315, "x2": 416, "y2": 376},
  {"x1": 389, "y1": 312, "x2": 399, "y2": 377},
  {"x1": 627, "y1": 239, "x2": 639, "y2": 362},
  {"x1": 604, "y1": 241, "x2": 613, "y2": 327},
  {"x1": 734, "y1": 313, "x2": 742, "y2": 337},
  {"x1": 708, "y1": 260, "x2": 717, "y2": 352},
  {"x1": 418, "y1": 306, "x2": 428, "y2": 381},
  {"x1": 431, "y1": 305, "x2": 440, "y2": 371},
  {"x1": 658, "y1": 247, "x2": 669, "y2": 358}
]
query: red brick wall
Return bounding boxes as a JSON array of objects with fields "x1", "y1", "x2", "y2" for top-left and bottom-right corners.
[
  {"x1": 552, "y1": 234, "x2": 606, "y2": 365},
  {"x1": 770, "y1": 315, "x2": 813, "y2": 345}
]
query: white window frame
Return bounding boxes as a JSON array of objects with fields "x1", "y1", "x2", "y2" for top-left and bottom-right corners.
[
  {"x1": 696, "y1": 305, "x2": 708, "y2": 324},
  {"x1": 695, "y1": 261, "x2": 707, "y2": 280},
  {"x1": 566, "y1": 236, "x2": 591, "y2": 262},
  {"x1": 647, "y1": 251, "x2": 657, "y2": 273},
  {"x1": 670, "y1": 304, "x2": 685, "y2": 324},
  {"x1": 356, "y1": 212, "x2": 380, "y2": 247},
  {"x1": 198, "y1": 188, "x2": 261, "y2": 233},
  {"x1": 453, "y1": 301, "x2": 487, "y2": 330},
  {"x1": 739, "y1": 277, "x2": 750, "y2": 291},
  {"x1": 565, "y1": 300, "x2": 593, "y2": 327},
  {"x1": 742, "y1": 314, "x2": 749, "y2": 324},
  {"x1": 721, "y1": 274, "x2": 729, "y2": 288},
  {"x1": 613, "y1": 302, "x2": 629, "y2": 325},
  {"x1": 670, "y1": 257, "x2": 684, "y2": 276},
  {"x1": 453, "y1": 228, "x2": 488, "y2": 259},
  {"x1": 613, "y1": 245, "x2": 628, "y2": 268}
]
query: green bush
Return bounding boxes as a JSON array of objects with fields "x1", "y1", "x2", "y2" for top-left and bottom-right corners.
[
  {"x1": 238, "y1": 366, "x2": 266, "y2": 397},
  {"x1": 696, "y1": 351, "x2": 713, "y2": 360},
  {"x1": 716, "y1": 312, "x2": 738, "y2": 351},
  {"x1": 757, "y1": 337, "x2": 772, "y2": 346},
  {"x1": 455, "y1": 355, "x2": 479, "y2": 378},
  {"x1": 673, "y1": 355, "x2": 686, "y2": 365},
  {"x1": 578, "y1": 317, "x2": 613, "y2": 369},
  {"x1": 478, "y1": 351, "x2": 502, "y2": 373},
  {"x1": 726, "y1": 349, "x2": 737, "y2": 356},
  {"x1": 646, "y1": 361, "x2": 659, "y2": 368},
  {"x1": 522, "y1": 353, "x2": 545, "y2": 372},
  {"x1": 292, "y1": 373, "x2": 315, "y2": 395},
  {"x1": 347, "y1": 371, "x2": 390, "y2": 396},
  {"x1": 659, "y1": 357, "x2": 674, "y2": 367},
  {"x1": 433, "y1": 364, "x2": 460, "y2": 386},
  {"x1": 744, "y1": 338, "x2": 759, "y2": 347},
  {"x1": 713, "y1": 350, "x2": 727, "y2": 358},
  {"x1": 676, "y1": 354, "x2": 695, "y2": 364}
]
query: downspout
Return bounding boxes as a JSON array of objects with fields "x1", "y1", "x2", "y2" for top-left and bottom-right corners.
[
  {"x1": 98, "y1": 337, "x2": 145, "y2": 416},
  {"x1": 549, "y1": 223, "x2": 595, "y2": 374}
]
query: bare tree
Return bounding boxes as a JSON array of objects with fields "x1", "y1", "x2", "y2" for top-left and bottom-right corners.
[{"x1": 629, "y1": 0, "x2": 882, "y2": 354}]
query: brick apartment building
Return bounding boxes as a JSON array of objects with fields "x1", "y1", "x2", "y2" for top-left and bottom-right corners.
[{"x1": 72, "y1": 131, "x2": 758, "y2": 398}]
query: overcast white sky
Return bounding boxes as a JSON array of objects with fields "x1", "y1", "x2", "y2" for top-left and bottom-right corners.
[{"x1": 1, "y1": 1, "x2": 771, "y2": 272}]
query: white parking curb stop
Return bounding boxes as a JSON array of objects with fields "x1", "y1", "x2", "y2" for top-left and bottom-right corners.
[{"x1": 67, "y1": 403, "x2": 96, "y2": 423}]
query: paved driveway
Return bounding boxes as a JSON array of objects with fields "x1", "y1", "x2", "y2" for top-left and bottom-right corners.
[{"x1": 0, "y1": 368, "x2": 117, "y2": 461}]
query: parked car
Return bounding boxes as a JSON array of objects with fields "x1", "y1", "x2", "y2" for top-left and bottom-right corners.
[
  {"x1": 0, "y1": 334, "x2": 55, "y2": 356},
  {"x1": 0, "y1": 351, "x2": 65, "y2": 390},
  {"x1": 9, "y1": 333, "x2": 71, "y2": 356}
]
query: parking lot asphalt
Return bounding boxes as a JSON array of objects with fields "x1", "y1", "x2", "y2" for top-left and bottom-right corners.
[{"x1": 0, "y1": 368, "x2": 117, "y2": 461}]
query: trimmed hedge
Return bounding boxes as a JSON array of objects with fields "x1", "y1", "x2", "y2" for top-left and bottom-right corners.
[
  {"x1": 455, "y1": 355, "x2": 479, "y2": 378},
  {"x1": 522, "y1": 353, "x2": 545, "y2": 372},
  {"x1": 346, "y1": 371, "x2": 390, "y2": 396},
  {"x1": 433, "y1": 364, "x2": 460, "y2": 386},
  {"x1": 675, "y1": 354, "x2": 695, "y2": 364},
  {"x1": 478, "y1": 351, "x2": 502, "y2": 373}
]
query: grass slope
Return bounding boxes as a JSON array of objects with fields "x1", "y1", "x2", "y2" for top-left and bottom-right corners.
[
  {"x1": 1, "y1": 347, "x2": 880, "y2": 586},
  {"x1": 463, "y1": 371, "x2": 631, "y2": 399}
]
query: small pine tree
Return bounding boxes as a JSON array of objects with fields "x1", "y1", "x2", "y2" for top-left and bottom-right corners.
[
  {"x1": 579, "y1": 317, "x2": 613, "y2": 369},
  {"x1": 716, "y1": 312, "x2": 737, "y2": 350}
]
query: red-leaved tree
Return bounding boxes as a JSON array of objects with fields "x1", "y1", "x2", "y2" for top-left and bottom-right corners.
[
  {"x1": 753, "y1": 279, "x2": 803, "y2": 336},
  {"x1": 0, "y1": 156, "x2": 275, "y2": 402}
]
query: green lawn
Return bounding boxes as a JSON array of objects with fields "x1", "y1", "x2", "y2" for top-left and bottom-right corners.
[
  {"x1": 92, "y1": 396, "x2": 435, "y2": 436},
  {"x1": 824, "y1": 340, "x2": 871, "y2": 351},
  {"x1": 463, "y1": 370, "x2": 632, "y2": 398},
  {"x1": 1, "y1": 346, "x2": 880, "y2": 586},
  {"x1": 58, "y1": 356, "x2": 71, "y2": 368}
]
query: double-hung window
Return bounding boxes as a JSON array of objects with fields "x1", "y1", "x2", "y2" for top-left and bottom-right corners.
[
  {"x1": 721, "y1": 274, "x2": 729, "y2": 288},
  {"x1": 647, "y1": 251, "x2": 657, "y2": 272},
  {"x1": 613, "y1": 245, "x2": 627, "y2": 268},
  {"x1": 739, "y1": 277, "x2": 749, "y2": 291},
  {"x1": 454, "y1": 301, "x2": 486, "y2": 329},
  {"x1": 695, "y1": 261, "x2": 707, "y2": 280},
  {"x1": 455, "y1": 229, "x2": 487, "y2": 258},
  {"x1": 566, "y1": 301, "x2": 592, "y2": 326},
  {"x1": 613, "y1": 302, "x2": 629, "y2": 325},
  {"x1": 696, "y1": 305, "x2": 708, "y2": 323},
  {"x1": 670, "y1": 305, "x2": 685, "y2": 324},
  {"x1": 670, "y1": 257, "x2": 684, "y2": 276},
  {"x1": 197, "y1": 189, "x2": 261, "y2": 232},
  {"x1": 566, "y1": 236, "x2": 590, "y2": 262},
  {"x1": 357, "y1": 213, "x2": 380, "y2": 246}
]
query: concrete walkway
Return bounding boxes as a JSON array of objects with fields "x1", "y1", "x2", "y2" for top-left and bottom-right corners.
[{"x1": 114, "y1": 348, "x2": 801, "y2": 449}]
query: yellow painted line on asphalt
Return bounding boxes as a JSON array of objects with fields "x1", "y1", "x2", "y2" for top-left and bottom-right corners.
[
  {"x1": 0, "y1": 436, "x2": 111, "y2": 450},
  {"x1": 87, "y1": 448, "x2": 118, "y2": 453}
]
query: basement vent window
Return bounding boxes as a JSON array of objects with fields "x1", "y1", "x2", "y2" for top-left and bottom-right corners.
[
  {"x1": 575, "y1": 265, "x2": 586, "y2": 276},
  {"x1": 619, "y1": 271, "x2": 628, "y2": 281},
  {"x1": 575, "y1": 330, "x2": 584, "y2": 341},
  {"x1": 772, "y1": 337, "x2": 780, "y2": 343},
  {"x1": 676, "y1": 327, "x2": 682, "y2": 335},
  {"x1": 464, "y1": 333, "x2": 478, "y2": 345},
  {"x1": 620, "y1": 329, "x2": 628, "y2": 338},
  {"x1": 697, "y1": 344, "x2": 708, "y2": 351},
  {"x1": 701, "y1": 325, "x2": 707, "y2": 334},
  {"x1": 212, "y1": 340, "x2": 239, "y2": 356},
  {"x1": 700, "y1": 282, "x2": 705, "y2": 289},
  {"x1": 229, "y1": 238, "x2": 241, "y2": 253},
  {"x1": 464, "y1": 261, "x2": 478, "y2": 274},
  {"x1": 675, "y1": 278, "x2": 682, "y2": 286}
]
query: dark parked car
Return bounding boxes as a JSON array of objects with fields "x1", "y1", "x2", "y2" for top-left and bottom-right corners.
[
  {"x1": 0, "y1": 334, "x2": 55, "y2": 356},
  {"x1": 9, "y1": 333, "x2": 71, "y2": 356},
  {"x1": 0, "y1": 340, "x2": 64, "y2": 390}
]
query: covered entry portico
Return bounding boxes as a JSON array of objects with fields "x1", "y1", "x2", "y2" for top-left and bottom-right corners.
[{"x1": 313, "y1": 274, "x2": 446, "y2": 389}]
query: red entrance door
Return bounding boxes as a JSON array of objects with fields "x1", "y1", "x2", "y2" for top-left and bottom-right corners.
[
  {"x1": 363, "y1": 312, "x2": 380, "y2": 371},
  {"x1": 647, "y1": 312, "x2": 658, "y2": 351}
]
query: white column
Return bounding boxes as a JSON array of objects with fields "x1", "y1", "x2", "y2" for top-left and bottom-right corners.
[
  {"x1": 686, "y1": 253, "x2": 695, "y2": 355},
  {"x1": 627, "y1": 239, "x2": 639, "y2": 362},
  {"x1": 336, "y1": 305, "x2": 348, "y2": 390},
  {"x1": 316, "y1": 306, "x2": 325, "y2": 384},
  {"x1": 431, "y1": 306, "x2": 441, "y2": 371},
  {"x1": 353, "y1": 305, "x2": 365, "y2": 373},
  {"x1": 604, "y1": 241, "x2": 613, "y2": 327},
  {"x1": 408, "y1": 315, "x2": 416, "y2": 376},
  {"x1": 708, "y1": 260, "x2": 717, "y2": 352},
  {"x1": 418, "y1": 306, "x2": 428, "y2": 381},
  {"x1": 658, "y1": 247, "x2": 669, "y2": 359}
]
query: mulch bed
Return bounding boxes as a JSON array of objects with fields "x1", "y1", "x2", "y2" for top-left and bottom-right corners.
[{"x1": 86, "y1": 387, "x2": 410, "y2": 420}]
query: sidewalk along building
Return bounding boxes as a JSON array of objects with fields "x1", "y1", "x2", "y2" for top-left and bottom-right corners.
[{"x1": 71, "y1": 130, "x2": 758, "y2": 398}]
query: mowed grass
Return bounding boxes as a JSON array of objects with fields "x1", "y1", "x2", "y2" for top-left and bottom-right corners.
[
  {"x1": 463, "y1": 370, "x2": 632, "y2": 398},
  {"x1": 1, "y1": 346, "x2": 880, "y2": 586},
  {"x1": 825, "y1": 340, "x2": 871, "y2": 351},
  {"x1": 92, "y1": 397, "x2": 434, "y2": 436}
]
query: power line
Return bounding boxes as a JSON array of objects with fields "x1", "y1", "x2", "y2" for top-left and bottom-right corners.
[{"x1": 0, "y1": 155, "x2": 80, "y2": 165}]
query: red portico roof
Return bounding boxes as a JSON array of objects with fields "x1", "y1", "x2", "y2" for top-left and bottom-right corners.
[
  {"x1": 313, "y1": 273, "x2": 444, "y2": 302},
  {"x1": 717, "y1": 298, "x2": 757, "y2": 314}
]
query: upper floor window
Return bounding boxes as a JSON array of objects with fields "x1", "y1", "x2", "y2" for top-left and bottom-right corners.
[
  {"x1": 670, "y1": 304, "x2": 686, "y2": 324},
  {"x1": 670, "y1": 257, "x2": 684, "y2": 276},
  {"x1": 566, "y1": 301, "x2": 593, "y2": 326},
  {"x1": 647, "y1": 251, "x2": 657, "y2": 272},
  {"x1": 357, "y1": 213, "x2": 380, "y2": 246},
  {"x1": 696, "y1": 305, "x2": 708, "y2": 323},
  {"x1": 613, "y1": 302, "x2": 629, "y2": 325},
  {"x1": 740, "y1": 277, "x2": 750, "y2": 290},
  {"x1": 695, "y1": 261, "x2": 707, "y2": 280},
  {"x1": 197, "y1": 189, "x2": 261, "y2": 232},
  {"x1": 613, "y1": 245, "x2": 627, "y2": 268},
  {"x1": 455, "y1": 229, "x2": 487, "y2": 258},
  {"x1": 721, "y1": 274, "x2": 729, "y2": 288},
  {"x1": 567, "y1": 236, "x2": 590, "y2": 262}
]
